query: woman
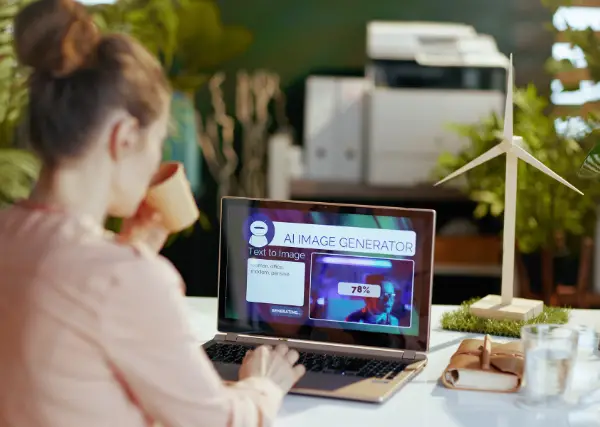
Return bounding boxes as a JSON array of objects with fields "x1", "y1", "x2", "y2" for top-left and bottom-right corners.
[{"x1": 0, "y1": 0, "x2": 305, "y2": 426}]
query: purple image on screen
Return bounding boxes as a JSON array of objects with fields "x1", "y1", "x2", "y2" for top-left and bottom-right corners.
[{"x1": 309, "y1": 253, "x2": 414, "y2": 328}]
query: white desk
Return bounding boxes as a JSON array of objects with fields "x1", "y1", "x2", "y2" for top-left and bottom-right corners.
[{"x1": 185, "y1": 297, "x2": 600, "y2": 427}]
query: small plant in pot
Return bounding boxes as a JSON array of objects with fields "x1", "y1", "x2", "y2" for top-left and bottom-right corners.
[{"x1": 434, "y1": 84, "x2": 600, "y2": 303}]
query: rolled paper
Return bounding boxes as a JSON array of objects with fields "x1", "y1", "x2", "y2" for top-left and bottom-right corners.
[{"x1": 146, "y1": 161, "x2": 200, "y2": 233}]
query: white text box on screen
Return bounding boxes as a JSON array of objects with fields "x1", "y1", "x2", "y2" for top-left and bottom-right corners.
[{"x1": 246, "y1": 258, "x2": 305, "y2": 307}]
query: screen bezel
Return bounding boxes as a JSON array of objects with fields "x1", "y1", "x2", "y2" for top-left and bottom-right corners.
[{"x1": 217, "y1": 197, "x2": 436, "y2": 353}]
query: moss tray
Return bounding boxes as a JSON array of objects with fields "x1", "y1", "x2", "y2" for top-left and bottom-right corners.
[{"x1": 440, "y1": 298, "x2": 570, "y2": 338}]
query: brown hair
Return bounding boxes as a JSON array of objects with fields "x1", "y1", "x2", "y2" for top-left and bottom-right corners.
[{"x1": 13, "y1": 0, "x2": 170, "y2": 166}]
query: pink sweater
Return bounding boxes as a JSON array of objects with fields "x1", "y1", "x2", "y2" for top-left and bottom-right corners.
[{"x1": 0, "y1": 206, "x2": 283, "y2": 427}]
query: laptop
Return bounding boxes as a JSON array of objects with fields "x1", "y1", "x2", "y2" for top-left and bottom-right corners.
[{"x1": 202, "y1": 197, "x2": 436, "y2": 403}]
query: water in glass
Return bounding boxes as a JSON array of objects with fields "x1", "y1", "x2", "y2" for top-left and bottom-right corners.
[{"x1": 521, "y1": 324, "x2": 578, "y2": 408}]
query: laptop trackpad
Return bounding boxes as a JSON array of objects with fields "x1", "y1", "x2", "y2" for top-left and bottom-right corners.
[
  {"x1": 293, "y1": 372, "x2": 362, "y2": 391},
  {"x1": 215, "y1": 364, "x2": 362, "y2": 391},
  {"x1": 214, "y1": 363, "x2": 240, "y2": 381}
]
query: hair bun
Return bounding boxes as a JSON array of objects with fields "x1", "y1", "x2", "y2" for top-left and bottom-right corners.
[{"x1": 14, "y1": 0, "x2": 100, "y2": 77}]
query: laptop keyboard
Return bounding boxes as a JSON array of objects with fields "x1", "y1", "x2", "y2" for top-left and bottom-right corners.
[{"x1": 204, "y1": 343, "x2": 408, "y2": 379}]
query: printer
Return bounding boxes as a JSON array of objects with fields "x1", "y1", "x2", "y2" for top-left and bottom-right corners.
[{"x1": 303, "y1": 21, "x2": 509, "y2": 185}]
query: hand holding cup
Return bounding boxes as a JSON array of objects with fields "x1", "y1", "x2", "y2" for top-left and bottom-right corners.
[
  {"x1": 118, "y1": 201, "x2": 170, "y2": 252},
  {"x1": 119, "y1": 162, "x2": 200, "y2": 252}
]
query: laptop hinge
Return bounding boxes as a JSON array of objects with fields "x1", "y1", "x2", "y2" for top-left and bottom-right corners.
[
  {"x1": 225, "y1": 333, "x2": 239, "y2": 342},
  {"x1": 402, "y1": 350, "x2": 417, "y2": 360}
]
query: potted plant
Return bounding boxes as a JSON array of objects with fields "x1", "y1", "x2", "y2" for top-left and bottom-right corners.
[
  {"x1": 434, "y1": 83, "x2": 600, "y2": 301},
  {"x1": 436, "y1": 0, "x2": 600, "y2": 304},
  {"x1": 0, "y1": 0, "x2": 40, "y2": 207}
]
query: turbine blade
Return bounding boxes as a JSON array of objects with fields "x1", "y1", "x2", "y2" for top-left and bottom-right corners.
[
  {"x1": 513, "y1": 145, "x2": 584, "y2": 195},
  {"x1": 503, "y1": 54, "x2": 513, "y2": 144},
  {"x1": 434, "y1": 144, "x2": 506, "y2": 186}
]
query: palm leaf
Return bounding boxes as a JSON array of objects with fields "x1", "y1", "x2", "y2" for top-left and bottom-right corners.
[
  {"x1": 0, "y1": 148, "x2": 40, "y2": 207},
  {"x1": 0, "y1": 0, "x2": 39, "y2": 207}
]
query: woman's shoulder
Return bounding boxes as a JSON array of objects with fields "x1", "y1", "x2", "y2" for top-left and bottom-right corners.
[
  {"x1": 115, "y1": 250, "x2": 181, "y2": 284},
  {"x1": 97, "y1": 246, "x2": 187, "y2": 327},
  {"x1": 101, "y1": 239, "x2": 182, "y2": 285},
  {"x1": 0, "y1": 205, "x2": 184, "y2": 298},
  {"x1": 94, "y1": 244, "x2": 185, "y2": 315}
]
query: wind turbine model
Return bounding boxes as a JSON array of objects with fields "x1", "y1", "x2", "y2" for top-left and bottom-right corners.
[{"x1": 435, "y1": 54, "x2": 584, "y2": 321}]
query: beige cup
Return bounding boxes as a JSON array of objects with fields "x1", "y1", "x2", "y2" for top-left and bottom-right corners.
[{"x1": 146, "y1": 162, "x2": 200, "y2": 233}]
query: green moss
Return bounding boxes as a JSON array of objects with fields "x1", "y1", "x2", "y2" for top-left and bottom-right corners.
[{"x1": 440, "y1": 298, "x2": 570, "y2": 338}]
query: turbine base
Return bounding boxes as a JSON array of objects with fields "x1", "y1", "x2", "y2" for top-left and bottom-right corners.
[{"x1": 469, "y1": 294, "x2": 543, "y2": 321}]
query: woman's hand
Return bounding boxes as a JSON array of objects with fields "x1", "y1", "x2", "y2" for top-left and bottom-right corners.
[
  {"x1": 239, "y1": 345, "x2": 306, "y2": 393},
  {"x1": 118, "y1": 201, "x2": 170, "y2": 253}
]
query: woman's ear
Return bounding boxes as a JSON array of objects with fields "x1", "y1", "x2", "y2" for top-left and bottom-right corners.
[{"x1": 108, "y1": 114, "x2": 141, "y2": 162}]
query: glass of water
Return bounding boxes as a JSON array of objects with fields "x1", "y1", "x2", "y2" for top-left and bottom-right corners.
[{"x1": 520, "y1": 324, "x2": 579, "y2": 409}]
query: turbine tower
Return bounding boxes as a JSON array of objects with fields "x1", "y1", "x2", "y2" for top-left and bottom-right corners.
[{"x1": 435, "y1": 54, "x2": 583, "y2": 321}]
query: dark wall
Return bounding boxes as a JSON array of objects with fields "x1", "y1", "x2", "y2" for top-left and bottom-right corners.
[
  {"x1": 513, "y1": 0, "x2": 554, "y2": 91},
  {"x1": 218, "y1": 0, "x2": 517, "y2": 87}
]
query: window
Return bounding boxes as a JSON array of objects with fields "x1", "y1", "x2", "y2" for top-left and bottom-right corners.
[{"x1": 551, "y1": 4, "x2": 600, "y2": 135}]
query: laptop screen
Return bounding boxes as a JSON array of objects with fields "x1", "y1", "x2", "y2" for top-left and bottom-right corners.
[{"x1": 217, "y1": 197, "x2": 435, "y2": 352}]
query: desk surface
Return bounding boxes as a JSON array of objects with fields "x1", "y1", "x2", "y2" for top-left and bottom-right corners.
[{"x1": 185, "y1": 297, "x2": 600, "y2": 427}]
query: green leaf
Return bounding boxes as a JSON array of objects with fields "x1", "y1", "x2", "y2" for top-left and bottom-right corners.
[
  {"x1": 0, "y1": 3, "x2": 19, "y2": 19},
  {"x1": 104, "y1": 216, "x2": 123, "y2": 233},
  {"x1": 473, "y1": 204, "x2": 489, "y2": 219},
  {"x1": 176, "y1": 0, "x2": 222, "y2": 47},
  {"x1": 471, "y1": 190, "x2": 499, "y2": 205},
  {"x1": 490, "y1": 201, "x2": 505, "y2": 217},
  {"x1": 545, "y1": 58, "x2": 576, "y2": 75},
  {"x1": 198, "y1": 211, "x2": 211, "y2": 231},
  {"x1": 0, "y1": 148, "x2": 40, "y2": 207}
]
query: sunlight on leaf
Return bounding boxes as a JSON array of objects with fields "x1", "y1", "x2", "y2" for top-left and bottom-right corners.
[{"x1": 473, "y1": 203, "x2": 489, "y2": 219}]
